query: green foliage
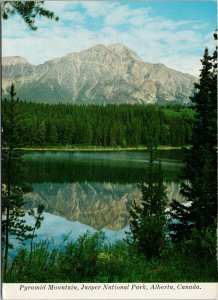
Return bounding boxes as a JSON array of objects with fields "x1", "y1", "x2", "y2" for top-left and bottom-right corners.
[
  {"x1": 4, "y1": 231, "x2": 216, "y2": 283},
  {"x1": 28, "y1": 204, "x2": 45, "y2": 259},
  {"x1": 2, "y1": 1, "x2": 58, "y2": 30},
  {"x1": 2, "y1": 84, "x2": 33, "y2": 275},
  {"x1": 179, "y1": 226, "x2": 216, "y2": 262},
  {"x1": 6, "y1": 241, "x2": 60, "y2": 283},
  {"x1": 170, "y1": 226, "x2": 217, "y2": 281},
  {"x1": 60, "y1": 231, "x2": 105, "y2": 282},
  {"x1": 2, "y1": 181, "x2": 33, "y2": 246},
  {"x1": 2, "y1": 84, "x2": 45, "y2": 276},
  {"x1": 170, "y1": 37, "x2": 217, "y2": 242},
  {"x1": 2, "y1": 102, "x2": 194, "y2": 148},
  {"x1": 127, "y1": 150, "x2": 168, "y2": 259}
]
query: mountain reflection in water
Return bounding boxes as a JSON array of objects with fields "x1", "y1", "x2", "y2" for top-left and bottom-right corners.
[{"x1": 21, "y1": 150, "x2": 183, "y2": 242}]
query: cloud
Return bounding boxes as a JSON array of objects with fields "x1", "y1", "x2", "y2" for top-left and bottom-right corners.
[
  {"x1": 2, "y1": 1, "x2": 215, "y2": 76},
  {"x1": 79, "y1": 1, "x2": 114, "y2": 17},
  {"x1": 159, "y1": 55, "x2": 202, "y2": 77},
  {"x1": 43, "y1": 1, "x2": 73, "y2": 14},
  {"x1": 104, "y1": 5, "x2": 149, "y2": 27},
  {"x1": 61, "y1": 11, "x2": 85, "y2": 23}
]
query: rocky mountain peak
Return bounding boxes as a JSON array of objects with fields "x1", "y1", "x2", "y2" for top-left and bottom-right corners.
[
  {"x1": 91, "y1": 44, "x2": 107, "y2": 50},
  {"x1": 2, "y1": 44, "x2": 197, "y2": 105},
  {"x1": 2, "y1": 56, "x2": 30, "y2": 65},
  {"x1": 108, "y1": 43, "x2": 141, "y2": 61}
]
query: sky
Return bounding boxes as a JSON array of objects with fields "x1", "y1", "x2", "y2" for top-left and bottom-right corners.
[{"x1": 2, "y1": 0, "x2": 217, "y2": 76}]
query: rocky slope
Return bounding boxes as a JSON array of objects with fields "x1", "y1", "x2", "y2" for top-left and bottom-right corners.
[{"x1": 2, "y1": 44, "x2": 197, "y2": 105}]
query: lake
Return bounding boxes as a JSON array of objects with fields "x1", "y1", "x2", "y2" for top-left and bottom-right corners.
[{"x1": 21, "y1": 150, "x2": 183, "y2": 245}]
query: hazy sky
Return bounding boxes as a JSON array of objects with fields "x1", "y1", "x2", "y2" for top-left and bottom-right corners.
[{"x1": 2, "y1": 0, "x2": 217, "y2": 76}]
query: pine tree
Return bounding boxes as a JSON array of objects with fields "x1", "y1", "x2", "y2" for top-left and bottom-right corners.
[
  {"x1": 2, "y1": 1, "x2": 58, "y2": 31},
  {"x1": 2, "y1": 84, "x2": 32, "y2": 275},
  {"x1": 170, "y1": 37, "x2": 217, "y2": 242},
  {"x1": 37, "y1": 120, "x2": 46, "y2": 146},
  {"x1": 47, "y1": 123, "x2": 58, "y2": 145},
  {"x1": 127, "y1": 149, "x2": 168, "y2": 258},
  {"x1": 2, "y1": 84, "x2": 44, "y2": 276}
]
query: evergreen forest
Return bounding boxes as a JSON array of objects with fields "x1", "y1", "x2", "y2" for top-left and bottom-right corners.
[{"x1": 2, "y1": 101, "x2": 194, "y2": 148}]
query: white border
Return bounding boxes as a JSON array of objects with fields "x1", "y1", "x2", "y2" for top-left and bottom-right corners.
[{"x1": 2, "y1": 283, "x2": 218, "y2": 300}]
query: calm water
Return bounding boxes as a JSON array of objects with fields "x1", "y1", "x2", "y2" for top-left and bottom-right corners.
[{"x1": 20, "y1": 150, "x2": 183, "y2": 245}]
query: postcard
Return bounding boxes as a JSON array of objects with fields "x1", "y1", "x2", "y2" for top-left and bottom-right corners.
[{"x1": 1, "y1": 0, "x2": 217, "y2": 299}]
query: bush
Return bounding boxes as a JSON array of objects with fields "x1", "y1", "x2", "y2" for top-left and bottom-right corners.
[
  {"x1": 4, "y1": 229, "x2": 217, "y2": 283},
  {"x1": 60, "y1": 231, "x2": 105, "y2": 282}
]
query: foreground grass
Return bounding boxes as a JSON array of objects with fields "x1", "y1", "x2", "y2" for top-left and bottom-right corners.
[{"x1": 3, "y1": 231, "x2": 216, "y2": 283}]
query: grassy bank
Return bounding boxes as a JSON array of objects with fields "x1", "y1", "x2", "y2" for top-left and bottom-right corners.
[
  {"x1": 3, "y1": 230, "x2": 216, "y2": 283},
  {"x1": 13, "y1": 145, "x2": 188, "y2": 152}
]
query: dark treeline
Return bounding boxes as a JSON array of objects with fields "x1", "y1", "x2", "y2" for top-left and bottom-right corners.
[
  {"x1": 2, "y1": 101, "x2": 194, "y2": 148},
  {"x1": 21, "y1": 153, "x2": 181, "y2": 184}
]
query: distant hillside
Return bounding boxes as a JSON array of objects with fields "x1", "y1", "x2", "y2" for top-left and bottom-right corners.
[{"x1": 2, "y1": 44, "x2": 197, "y2": 105}]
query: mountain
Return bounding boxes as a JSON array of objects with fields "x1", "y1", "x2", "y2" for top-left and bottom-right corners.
[{"x1": 2, "y1": 44, "x2": 197, "y2": 105}]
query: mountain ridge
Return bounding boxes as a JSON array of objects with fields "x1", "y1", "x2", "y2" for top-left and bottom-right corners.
[{"x1": 2, "y1": 43, "x2": 197, "y2": 105}]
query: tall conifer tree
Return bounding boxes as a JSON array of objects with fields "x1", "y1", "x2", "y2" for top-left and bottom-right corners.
[
  {"x1": 170, "y1": 36, "x2": 217, "y2": 242},
  {"x1": 2, "y1": 84, "x2": 30, "y2": 275},
  {"x1": 2, "y1": 84, "x2": 44, "y2": 275},
  {"x1": 127, "y1": 148, "x2": 168, "y2": 258}
]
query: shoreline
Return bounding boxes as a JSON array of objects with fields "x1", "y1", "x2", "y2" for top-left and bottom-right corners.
[{"x1": 8, "y1": 146, "x2": 188, "y2": 152}]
